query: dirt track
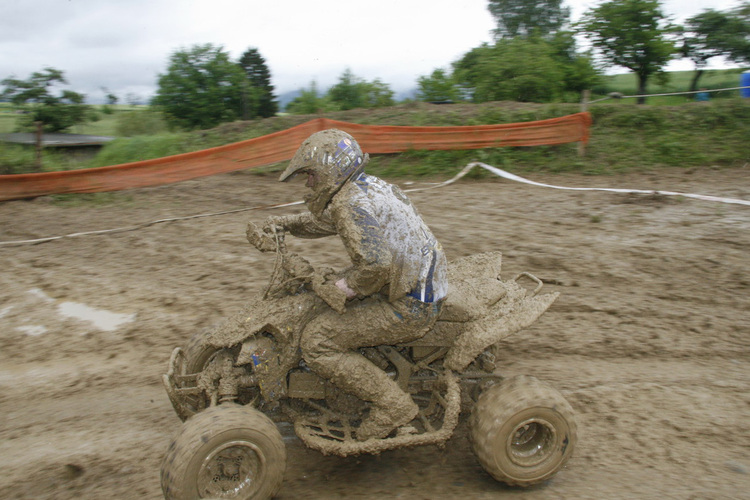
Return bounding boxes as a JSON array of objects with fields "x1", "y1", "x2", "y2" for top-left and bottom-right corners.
[{"x1": 1, "y1": 166, "x2": 748, "y2": 499}]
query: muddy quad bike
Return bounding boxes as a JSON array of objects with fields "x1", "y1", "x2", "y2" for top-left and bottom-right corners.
[{"x1": 160, "y1": 224, "x2": 576, "y2": 500}]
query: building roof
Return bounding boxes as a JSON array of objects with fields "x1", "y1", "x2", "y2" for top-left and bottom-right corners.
[{"x1": 0, "y1": 133, "x2": 115, "y2": 147}]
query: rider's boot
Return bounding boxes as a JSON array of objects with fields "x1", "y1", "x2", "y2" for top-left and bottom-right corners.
[
  {"x1": 357, "y1": 388, "x2": 418, "y2": 441},
  {"x1": 309, "y1": 350, "x2": 418, "y2": 441}
]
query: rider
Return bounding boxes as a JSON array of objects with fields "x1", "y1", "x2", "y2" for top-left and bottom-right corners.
[{"x1": 250, "y1": 129, "x2": 448, "y2": 441}]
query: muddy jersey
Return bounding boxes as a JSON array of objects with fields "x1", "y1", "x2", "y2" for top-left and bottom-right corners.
[{"x1": 282, "y1": 173, "x2": 447, "y2": 303}]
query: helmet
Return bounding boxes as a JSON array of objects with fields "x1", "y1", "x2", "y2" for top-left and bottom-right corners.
[{"x1": 279, "y1": 129, "x2": 368, "y2": 216}]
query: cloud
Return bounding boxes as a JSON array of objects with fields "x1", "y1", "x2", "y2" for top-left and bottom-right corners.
[{"x1": 0, "y1": 0, "x2": 744, "y2": 104}]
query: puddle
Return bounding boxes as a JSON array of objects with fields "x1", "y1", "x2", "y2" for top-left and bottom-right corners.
[
  {"x1": 17, "y1": 325, "x2": 47, "y2": 336},
  {"x1": 23, "y1": 288, "x2": 135, "y2": 333},
  {"x1": 28, "y1": 288, "x2": 55, "y2": 302},
  {"x1": 58, "y1": 302, "x2": 135, "y2": 332}
]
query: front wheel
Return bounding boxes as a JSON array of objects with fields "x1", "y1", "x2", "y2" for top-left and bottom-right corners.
[
  {"x1": 470, "y1": 375, "x2": 576, "y2": 487},
  {"x1": 161, "y1": 404, "x2": 286, "y2": 500}
]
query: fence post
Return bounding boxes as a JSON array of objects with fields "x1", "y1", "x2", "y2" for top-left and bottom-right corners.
[
  {"x1": 578, "y1": 90, "x2": 590, "y2": 157},
  {"x1": 35, "y1": 121, "x2": 43, "y2": 172}
]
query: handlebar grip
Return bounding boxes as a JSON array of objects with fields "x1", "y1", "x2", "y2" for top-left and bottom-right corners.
[{"x1": 246, "y1": 221, "x2": 285, "y2": 253}]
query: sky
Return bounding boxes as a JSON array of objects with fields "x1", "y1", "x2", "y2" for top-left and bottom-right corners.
[{"x1": 0, "y1": 0, "x2": 745, "y2": 104}]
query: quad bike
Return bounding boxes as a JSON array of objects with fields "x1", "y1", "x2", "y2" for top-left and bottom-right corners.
[{"x1": 160, "y1": 224, "x2": 577, "y2": 499}]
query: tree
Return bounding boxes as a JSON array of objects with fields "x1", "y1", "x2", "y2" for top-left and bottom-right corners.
[
  {"x1": 285, "y1": 81, "x2": 331, "y2": 114},
  {"x1": 327, "y1": 69, "x2": 395, "y2": 110},
  {"x1": 417, "y1": 68, "x2": 461, "y2": 102},
  {"x1": 100, "y1": 86, "x2": 118, "y2": 114},
  {"x1": 101, "y1": 87, "x2": 118, "y2": 106},
  {"x1": 452, "y1": 37, "x2": 599, "y2": 103},
  {"x1": 488, "y1": 0, "x2": 571, "y2": 39},
  {"x1": 286, "y1": 72, "x2": 394, "y2": 114},
  {"x1": 454, "y1": 39, "x2": 565, "y2": 102},
  {"x1": 361, "y1": 79, "x2": 395, "y2": 108},
  {"x1": 729, "y1": 1, "x2": 750, "y2": 63},
  {"x1": 549, "y1": 31, "x2": 602, "y2": 93},
  {"x1": 1, "y1": 67, "x2": 93, "y2": 132},
  {"x1": 238, "y1": 47, "x2": 278, "y2": 118},
  {"x1": 126, "y1": 93, "x2": 143, "y2": 106},
  {"x1": 327, "y1": 68, "x2": 366, "y2": 110},
  {"x1": 682, "y1": 8, "x2": 750, "y2": 90},
  {"x1": 578, "y1": 0, "x2": 678, "y2": 104},
  {"x1": 152, "y1": 44, "x2": 246, "y2": 130}
]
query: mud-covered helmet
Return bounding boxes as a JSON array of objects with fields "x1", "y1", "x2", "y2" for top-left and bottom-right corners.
[{"x1": 279, "y1": 129, "x2": 368, "y2": 216}]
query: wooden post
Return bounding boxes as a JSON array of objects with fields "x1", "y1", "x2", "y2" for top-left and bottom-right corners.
[
  {"x1": 35, "y1": 121, "x2": 43, "y2": 171},
  {"x1": 578, "y1": 90, "x2": 590, "y2": 157},
  {"x1": 580, "y1": 89, "x2": 590, "y2": 112}
]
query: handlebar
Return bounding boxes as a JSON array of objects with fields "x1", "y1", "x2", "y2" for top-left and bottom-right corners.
[
  {"x1": 248, "y1": 219, "x2": 347, "y2": 314},
  {"x1": 246, "y1": 220, "x2": 286, "y2": 254},
  {"x1": 513, "y1": 272, "x2": 544, "y2": 296}
]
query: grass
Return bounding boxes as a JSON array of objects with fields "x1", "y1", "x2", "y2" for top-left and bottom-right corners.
[
  {"x1": 0, "y1": 104, "x2": 151, "y2": 136},
  {"x1": 70, "y1": 112, "x2": 121, "y2": 136},
  {"x1": 0, "y1": 102, "x2": 18, "y2": 134}
]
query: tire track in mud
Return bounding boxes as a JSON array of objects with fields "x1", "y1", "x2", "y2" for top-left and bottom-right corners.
[{"x1": 0, "y1": 367, "x2": 172, "y2": 499}]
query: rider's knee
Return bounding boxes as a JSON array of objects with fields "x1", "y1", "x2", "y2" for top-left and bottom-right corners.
[{"x1": 300, "y1": 330, "x2": 337, "y2": 361}]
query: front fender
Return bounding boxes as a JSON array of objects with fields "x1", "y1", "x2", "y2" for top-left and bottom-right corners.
[{"x1": 204, "y1": 292, "x2": 319, "y2": 349}]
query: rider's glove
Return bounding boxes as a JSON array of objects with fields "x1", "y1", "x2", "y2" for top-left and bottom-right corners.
[
  {"x1": 262, "y1": 215, "x2": 288, "y2": 235},
  {"x1": 245, "y1": 221, "x2": 277, "y2": 252}
]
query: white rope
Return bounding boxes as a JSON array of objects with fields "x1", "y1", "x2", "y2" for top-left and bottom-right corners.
[
  {"x1": 0, "y1": 200, "x2": 303, "y2": 247},
  {"x1": 456, "y1": 162, "x2": 750, "y2": 206},
  {"x1": 592, "y1": 85, "x2": 750, "y2": 103},
  {"x1": 1, "y1": 163, "x2": 747, "y2": 247}
]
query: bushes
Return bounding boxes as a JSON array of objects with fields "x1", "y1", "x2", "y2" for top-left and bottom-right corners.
[
  {"x1": 368, "y1": 99, "x2": 750, "y2": 176},
  {"x1": 115, "y1": 109, "x2": 167, "y2": 137},
  {"x1": 90, "y1": 134, "x2": 188, "y2": 167}
]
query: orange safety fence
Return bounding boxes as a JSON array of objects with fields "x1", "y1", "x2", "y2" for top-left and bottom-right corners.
[{"x1": 0, "y1": 112, "x2": 591, "y2": 201}]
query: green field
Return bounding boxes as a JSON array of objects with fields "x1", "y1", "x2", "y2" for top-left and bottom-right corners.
[
  {"x1": 0, "y1": 103, "x2": 148, "y2": 135},
  {"x1": 595, "y1": 68, "x2": 748, "y2": 105},
  {"x1": 0, "y1": 102, "x2": 17, "y2": 134}
]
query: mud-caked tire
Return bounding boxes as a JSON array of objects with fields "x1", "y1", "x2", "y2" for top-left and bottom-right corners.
[
  {"x1": 470, "y1": 375, "x2": 576, "y2": 487},
  {"x1": 161, "y1": 404, "x2": 286, "y2": 500}
]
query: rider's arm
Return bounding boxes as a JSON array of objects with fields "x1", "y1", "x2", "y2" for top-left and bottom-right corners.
[{"x1": 270, "y1": 212, "x2": 337, "y2": 239}]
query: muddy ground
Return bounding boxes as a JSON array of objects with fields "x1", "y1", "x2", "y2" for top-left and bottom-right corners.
[{"x1": 0, "y1": 166, "x2": 748, "y2": 499}]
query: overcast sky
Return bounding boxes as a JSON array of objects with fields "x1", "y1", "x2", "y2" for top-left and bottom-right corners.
[{"x1": 0, "y1": 0, "x2": 745, "y2": 104}]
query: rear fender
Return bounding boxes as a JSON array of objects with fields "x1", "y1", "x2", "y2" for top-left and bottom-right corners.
[{"x1": 444, "y1": 290, "x2": 559, "y2": 372}]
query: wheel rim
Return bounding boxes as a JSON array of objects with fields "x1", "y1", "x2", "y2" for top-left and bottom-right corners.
[
  {"x1": 197, "y1": 440, "x2": 265, "y2": 498},
  {"x1": 506, "y1": 418, "x2": 557, "y2": 468}
]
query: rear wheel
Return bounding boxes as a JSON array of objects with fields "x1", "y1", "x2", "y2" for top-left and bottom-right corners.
[
  {"x1": 161, "y1": 404, "x2": 286, "y2": 500},
  {"x1": 470, "y1": 375, "x2": 576, "y2": 487}
]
